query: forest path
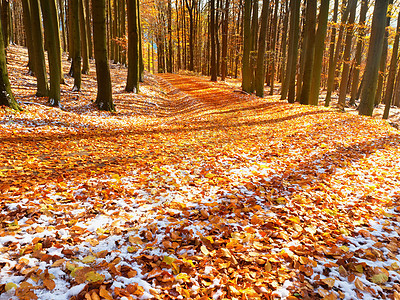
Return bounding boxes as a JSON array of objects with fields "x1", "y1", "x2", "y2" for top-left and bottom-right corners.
[{"x1": 1, "y1": 46, "x2": 400, "y2": 300}]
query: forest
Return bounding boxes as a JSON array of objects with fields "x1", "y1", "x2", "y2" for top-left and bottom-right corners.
[{"x1": 0, "y1": 0, "x2": 400, "y2": 299}]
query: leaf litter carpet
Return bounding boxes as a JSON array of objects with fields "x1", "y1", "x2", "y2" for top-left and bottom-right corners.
[{"x1": 0, "y1": 46, "x2": 400, "y2": 300}]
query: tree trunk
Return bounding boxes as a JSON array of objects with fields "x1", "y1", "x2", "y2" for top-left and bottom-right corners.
[
  {"x1": 359, "y1": 0, "x2": 389, "y2": 116},
  {"x1": 309, "y1": 0, "x2": 330, "y2": 106},
  {"x1": 80, "y1": 0, "x2": 90, "y2": 74},
  {"x1": 220, "y1": 0, "x2": 229, "y2": 81},
  {"x1": 282, "y1": 0, "x2": 300, "y2": 103},
  {"x1": 126, "y1": 0, "x2": 140, "y2": 93},
  {"x1": 92, "y1": 0, "x2": 114, "y2": 111},
  {"x1": 241, "y1": 0, "x2": 252, "y2": 92},
  {"x1": 71, "y1": 0, "x2": 82, "y2": 91},
  {"x1": 84, "y1": 0, "x2": 92, "y2": 59},
  {"x1": 58, "y1": 0, "x2": 67, "y2": 52},
  {"x1": 29, "y1": 0, "x2": 48, "y2": 97},
  {"x1": 324, "y1": 0, "x2": 355, "y2": 106},
  {"x1": 349, "y1": 0, "x2": 368, "y2": 105},
  {"x1": 299, "y1": 0, "x2": 317, "y2": 105},
  {"x1": 255, "y1": 0, "x2": 270, "y2": 97},
  {"x1": 0, "y1": 15, "x2": 19, "y2": 110},
  {"x1": 21, "y1": 0, "x2": 35, "y2": 74},
  {"x1": 1, "y1": 0, "x2": 10, "y2": 48},
  {"x1": 210, "y1": 0, "x2": 217, "y2": 81},
  {"x1": 383, "y1": 11, "x2": 400, "y2": 119},
  {"x1": 337, "y1": 0, "x2": 357, "y2": 110},
  {"x1": 374, "y1": 0, "x2": 392, "y2": 106},
  {"x1": 40, "y1": 0, "x2": 61, "y2": 106}
]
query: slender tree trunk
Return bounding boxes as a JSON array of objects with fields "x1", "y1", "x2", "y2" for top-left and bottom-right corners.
[
  {"x1": 210, "y1": 0, "x2": 217, "y2": 81},
  {"x1": 40, "y1": 0, "x2": 61, "y2": 106},
  {"x1": 279, "y1": 0, "x2": 289, "y2": 84},
  {"x1": 383, "y1": 11, "x2": 400, "y2": 119},
  {"x1": 126, "y1": 0, "x2": 140, "y2": 92},
  {"x1": 309, "y1": 0, "x2": 330, "y2": 106},
  {"x1": 58, "y1": 0, "x2": 67, "y2": 52},
  {"x1": 92, "y1": 0, "x2": 114, "y2": 111},
  {"x1": 337, "y1": 0, "x2": 357, "y2": 110},
  {"x1": 80, "y1": 0, "x2": 90, "y2": 74},
  {"x1": 268, "y1": 0, "x2": 279, "y2": 95},
  {"x1": 84, "y1": 0, "x2": 92, "y2": 59},
  {"x1": 349, "y1": 0, "x2": 368, "y2": 105},
  {"x1": 71, "y1": 0, "x2": 82, "y2": 91},
  {"x1": 137, "y1": 0, "x2": 144, "y2": 81},
  {"x1": 282, "y1": 0, "x2": 300, "y2": 103},
  {"x1": 220, "y1": 0, "x2": 229, "y2": 81},
  {"x1": 120, "y1": 0, "x2": 126, "y2": 65},
  {"x1": 0, "y1": 14, "x2": 19, "y2": 110},
  {"x1": 241, "y1": 0, "x2": 252, "y2": 92},
  {"x1": 29, "y1": 0, "x2": 48, "y2": 97},
  {"x1": 324, "y1": 0, "x2": 355, "y2": 106},
  {"x1": 374, "y1": 0, "x2": 393, "y2": 106},
  {"x1": 22, "y1": 0, "x2": 35, "y2": 75},
  {"x1": 255, "y1": 0, "x2": 270, "y2": 97},
  {"x1": 359, "y1": 0, "x2": 389, "y2": 116}
]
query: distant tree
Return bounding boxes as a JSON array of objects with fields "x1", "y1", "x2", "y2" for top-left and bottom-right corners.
[
  {"x1": 92, "y1": 0, "x2": 114, "y2": 111},
  {"x1": 0, "y1": 16, "x2": 20, "y2": 110},
  {"x1": 80, "y1": 0, "x2": 90, "y2": 74},
  {"x1": 126, "y1": 0, "x2": 140, "y2": 93},
  {"x1": 359, "y1": 0, "x2": 389, "y2": 116}
]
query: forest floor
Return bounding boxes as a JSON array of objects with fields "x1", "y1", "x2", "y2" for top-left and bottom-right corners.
[{"x1": 0, "y1": 45, "x2": 399, "y2": 300}]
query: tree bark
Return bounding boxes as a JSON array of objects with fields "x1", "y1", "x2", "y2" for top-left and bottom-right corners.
[
  {"x1": 92, "y1": 0, "x2": 114, "y2": 111},
  {"x1": 29, "y1": 0, "x2": 48, "y2": 97},
  {"x1": 80, "y1": 0, "x2": 90, "y2": 74},
  {"x1": 299, "y1": 0, "x2": 317, "y2": 105},
  {"x1": 210, "y1": 0, "x2": 217, "y2": 81},
  {"x1": 255, "y1": 0, "x2": 270, "y2": 97},
  {"x1": 126, "y1": 0, "x2": 140, "y2": 92},
  {"x1": 220, "y1": 0, "x2": 229, "y2": 81},
  {"x1": 337, "y1": 0, "x2": 357, "y2": 110},
  {"x1": 21, "y1": 0, "x2": 35, "y2": 74},
  {"x1": 324, "y1": 0, "x2": 355, "y2": 106},
  {"x1": 309, "y1": 0, "x2": 330, "y2": 106},
  {"x1": 71, "y1": 0, "x2": 82, "y2": 91},
  {"x1": 359, "y1": 0, "x2": 389, "y2": 116},
  {"x1": 241, "y1": 0, "x2": 252, "y2": 92},
  {"x1": 0, "y1": 15, "x2": 19, "y2": 110},
  {"x1": 349, "y1": 0, "x2": 368, "y2": 105},
  {"x1": 383, "y1": 11, "x2": 400, "y2": 119},
  {"x1": 40, "y1": 0, "x2": 61, "y2": 107}
]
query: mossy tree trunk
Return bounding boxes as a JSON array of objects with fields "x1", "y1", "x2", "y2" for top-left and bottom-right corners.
[{"x1": 92, "y1": 0, "x2": 114, "y2": 111}]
